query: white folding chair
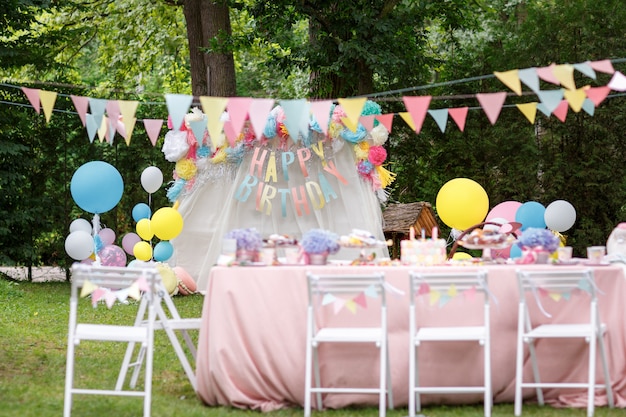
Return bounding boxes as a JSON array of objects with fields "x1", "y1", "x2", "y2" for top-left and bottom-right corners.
[
  {"x1": 117, "y1": 284, "x2": 202, "y2": 391},
  {"x1": 514, "y1": 268, "x2": 614, "y2": 417},
  {"x1": 64, "y1": 263, "x2": 161, "y2": 417},
  {"x1": 304, "y1": 272, "x2": 393, "y2": 417},
  {"x1": 408, "y1": 270, "x2": 492, "y2": 417}
]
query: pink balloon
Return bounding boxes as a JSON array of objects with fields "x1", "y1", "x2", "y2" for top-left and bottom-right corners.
[
  {"x1": 122, "y1": 232, "x2": 141, "y2": 255},
  {"x1": 99, "y1": 228, "x2": 116, "y2": 246},
  {"x1": 100, "y1": 245, "x2": 127, "y2": 267},
  {"x1": 487, "y1": 201, "x2": 522, "y2": 222}
]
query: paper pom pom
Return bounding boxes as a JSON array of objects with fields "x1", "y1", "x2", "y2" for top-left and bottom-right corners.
[
  {"x1": 357, "y1": 160, "x2": 374, "y2": 174},
  {"x1": 361, "y1": 100, "x2": 382, "y2": 116},
  {"x1": 368, "y1": 145, "x2": 387, "y2": 166},
  {"x1": 354, "y1": 142, "x2": 370, "y2": 160},
  {"x1": 166, "y1": 179, "x2": 185, "y2": 202},
  {"x1": 196, "y1": 145, "x2": 211, "y2": 158},
  {"x1": 329, "y1": 122, "x2": 343, "y2": 140},
  {"x1": 369, "y1": 124, "x2": 389, "y2": 145},
  {"x1": 94, "y1": 235, "x2": 104, "y2": 254},
  {"x1": 162, "y1": 130, "x2": 190, "y2": 162},
  {"x1": 375, "y1": 165, "x2": 396, "y2": 188},
  {"x1": 211, "y1": 148, "x2": 227, "y2": 164},
  {"x1": 226, "y1": 145, "x2": 245, "y2": 163},
  {"x1": 175, "y1": 158, "x2": 197, "y2": 180},
  {"x1": 331, "y1": 105, "x2": 346, "y2": 123},
  {"x1": 341, "y1": 124, "x2": 367, "y2": 143}
]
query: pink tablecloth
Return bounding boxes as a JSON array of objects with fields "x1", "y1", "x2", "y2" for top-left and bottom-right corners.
[{"x1": 195, "y1": 264, "x2": 626, "y2": 411}]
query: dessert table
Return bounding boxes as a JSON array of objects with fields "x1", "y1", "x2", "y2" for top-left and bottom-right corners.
[{"x1": 195, "y1": 263, "x2": 626, "y2": 412}]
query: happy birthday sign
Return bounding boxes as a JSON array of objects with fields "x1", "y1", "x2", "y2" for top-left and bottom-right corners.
[{"x1": 233, "y1": 140, "x2": 349, "y2": 217}]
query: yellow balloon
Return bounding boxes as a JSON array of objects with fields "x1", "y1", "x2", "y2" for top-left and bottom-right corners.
[
  {"x1": 133, "y1": 241, "x2": 153, "y2": 261},
  {"x1": 436, "y1": 178, "x2": 489, "y2": 230},
  {"x1": 151, "y1": 207, "x2": 184, "y2": 240},
  {"x1": 452, "y1": 251, "x2": 473, "y2": 260},
  {"x1": 136, "y1": 218, "x2": 153, "y2": 240}
]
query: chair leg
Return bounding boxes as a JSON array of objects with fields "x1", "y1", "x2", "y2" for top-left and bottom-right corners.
[
  {"x1": 408, "y1": 340, "x2": 416, "y2": 417},
  {"x1": 386, "y1": 339, "x2": 394, "y2": 410},
  {"x1": 415, "y1": 344, "x2": 421, "y2": 412},
  {"x1": 587, "y1": 334, "x2": 597, "y2": 417},
  {"x1": 527, "y1": 341, "x2": 544, "y2": 405},
  {"x1": 484, "y1": 341, "x2": 491, "y2": 417},
  {"x1": 514, "y1": 325, "x2": 524, "y2": 416},
  {"x1": 598, "y1": 332, "x2": 614, "y2": 408},
  {"x1": 313, "y1": 346, "x2": 322, "y2": 410},
  {"x1": 378, "y1": 341, "x2": 386, "y2": 417},
  {"x1": 63, "y1": 339, "x2": 76, "y2": 417}
]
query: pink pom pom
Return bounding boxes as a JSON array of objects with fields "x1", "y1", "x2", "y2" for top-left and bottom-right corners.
[{"x1": 368, "y1": 146, "x2": 387, "y2": 166}]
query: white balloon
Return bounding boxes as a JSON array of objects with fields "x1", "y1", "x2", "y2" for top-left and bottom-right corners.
[
  {"x1": 544, "y1": 200, "x2": 576, "y2": 232},
  {"x1": 65, "y1": 230, "x2": 94, "y2": 260},
  {"x1": 69, "y1": 218, "x2": 92, "y2": 234},
  {"x1": 141, "y1": 166, "x2": 164, "y2": 194}
]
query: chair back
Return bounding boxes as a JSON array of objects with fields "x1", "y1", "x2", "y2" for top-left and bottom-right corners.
[{"x1": 409, "y1": 269, "x2": 491, "y2": 309}]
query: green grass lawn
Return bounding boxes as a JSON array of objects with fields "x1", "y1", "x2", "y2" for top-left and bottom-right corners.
[{"x1": 0, "y1": 276, "x2": 620, "y2": 417}]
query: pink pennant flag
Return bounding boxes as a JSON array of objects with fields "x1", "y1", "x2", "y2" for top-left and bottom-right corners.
[
  {"x1": 223, "y1": 119, "x2": 238, "y2": 147},
  {"x1": 143, "y1": 119, "x2": 163, "y2": 146},
  {"x1": 608, "y1": 71, "x2": 626, "y2": 92},
  {"x1": 333, "y1": 298, "x2": 346, "y2": 315},
  {"x1": 536, "y1": 63, "x2": 559, "y2": 85},
  {"x1": 448, "y1": 107, "x2": 469, "y2": 132},
  {"x1": 21, "y1": 87, "x2": 41, "y2": 114},
  {"x1": 589, "y1": 59, "x2": 615, "y2": 75},
  {"x1": 375, "y1": 114, "x2": 394, "y2": 133},
  {"x1": 359, "y1": 115, "x2": 376, "y2": 132},
  {"x1": 248, "y1": 98, "x2": 275, "y2": 140},
  {"x1": 463, "y1": 287, "x2": 477, "y2": 301},
  {"x1": 135, "y1": 275, "x2": 150, "y2": 292},
  {"x1": 104, "y1": 291, "x2": 117, "y2": 309},
  {"x1": 476, "y1": 92, "x2": 507, "y2": 125},
  {"x1": 402, "y1": 96, "x2": 432, "y2": 134},
  {"x1": 418, "y1": 282, "x2": 430, "y2": 295},
  {"x1": 91, "y1": 288, "x2": 106, "y2": 307},
  {"x1": 71, "y1": 95, "x2": 89, "y2": 127},
  {"x1": 353, "y1": 292, "x2": 367, "y2": 309},
  {"x1": 106, "y1": 100, "x2": 120, "y2": 124},
  {"x1": 585, "y1": 86, "x2": 611, "y2": 106},
  {"x1": 537, "y1": 287, "x2": 549, "y2": 298},
  {"x1": 552, "y1": 100, "x2": 569, "y2": 122},
  {"x1": 226, "y1": 97, "x2": 253, "y2": 140},
  {"x1": 310, "y1": 99, "x2": 333, "y2": 136}
]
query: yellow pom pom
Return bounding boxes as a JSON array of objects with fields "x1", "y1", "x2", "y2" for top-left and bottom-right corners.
[
  {"x1": 211, "y1": 148, "x2": 227, "y2": 164},
  {"x1": 175, "y1": 158, "x2": 197, "y2": 180},
  {"x1": 354, "y1": 143, "x2": 369, "y2": 160},
  {"x1": 329, "y1": 122, "x2": 343, "y2": 139},
  {"x1": 375, "y1": 165, "x2": 396, "y2": 188}
]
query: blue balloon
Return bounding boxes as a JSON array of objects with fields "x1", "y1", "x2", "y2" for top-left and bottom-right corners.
[
  {"x1": 515, "y1": 201, "x2": 546, "y2": 230},
  {"x1": 153, "y1": 241, "x2": 174, "y2": 262},
  {"x1": 71, "y1": 161, "x2": 124, "y2": 214},
  {"x1": 132, "y1": 203, "x2": 152, "y2": 222},
  {"x1": 509, "y1": 244, "x2": 522, "y2": 259}
]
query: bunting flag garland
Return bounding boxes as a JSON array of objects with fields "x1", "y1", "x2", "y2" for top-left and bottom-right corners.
[
  {"x1": 337, "y1": 97, "x2": 367, "y2": 131},
  {"x1": 200, "y1": 96, "x2": 228, "y2": 149},
  {"x1": 536, "y1": 63, "x2": 560, "y2": 85},
  {"x1": 494, "y1": 69, "x2": 522, "y2": 95},
  {"x1": 71, "y1": 95, "x2": 89, "y2": 126},
  {"x1": 22, "y1": 87, "x2": 41, "y2": 114},
  {"x1": 310, "y1": 99, "x2": 333, "y2": 136},
  {"x1": 165, "y1": 94, "x2": 193, "y2": 132},
  {"x1": 552, "y1": 64, "x2": 576, "y2": 90},
  {"x1": 375, "y1": 114, "x2": 394, "y2": 133},
  {"x1": 518, "y1": 67, "x2": 540, "y2": 94},
  {"x1": 249, "y1": 98, "x2": 276, "y2": 139},
  {"x1": 143, "y1": 119, "x2": 164, "y2": 146},
  {"x1": 359, "y1": 115, "x2": 376, "y2": 132},
  {"x1": 573, "y1": 62, "x2": 596, "y2": 80},
  {"x1": 608, "y1": 71, "x2": 626, "y2": 91},
  {"x1": 585, "y1": 86, "x2": 611, "y2": 106},
  {"x1": 476, "y1": 92, "x2": 507, "y2": 125},
  {"x1": 402, "y1": 96, "x2": 431, "y2": 134},
  {"x1": 563, "y1": 87, "x2": 587, "y2": 113},
  {"x1": 516, "y1": 102, "x2": 538, "y2": 124},
  {"x1": 537, "y1": 89, "x2": 564, "y2": 114},
  {"x1": 590, "y1": 59, "x2": 615, "y2": 74},
  {"x1": 581, "y1": 99, "x2": 595, "y2": 116},
  {"x1": 428, "y1": 108, "x2": 449, "y2": 133},
  {"x1": 39, "y1": 90, "x2": 57, "y2": 124},
  {"x1": 552, "y1": 100, "x2": 569, "y2": 122},
  {"x1": 399, "y1": 111, "x2": 416, "y2": 131},
  {"x1": 448, "y1": 107, "x2": 468, "y2": 132}
]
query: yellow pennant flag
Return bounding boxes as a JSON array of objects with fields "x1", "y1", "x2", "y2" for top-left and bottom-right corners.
[
  {"x1": 39, "y1": 90, "x2": 58, "y2": 124},
  {"x1": 123, "y1": 117, "x2": 137, "y2": 146},
  {"x1": 552, "y1": 64, "x2": 576, "y2": 90},
  {"x1": 200, "y1": 96, "x2": 228, "y2": 149},
  {"x1": 127, "y1": 282, "x2": 141, "y2": 301},
  {"x1": 494, "y1": 69, "x2": 522, "y2": 95},
  {"x1": 447, "y1": 284, "x2": 458, "y2": 298},
  {"x1": 337, "y1": 97, "x2": 367, "y2": 128},
  {"x1": 563, "y1": 87, "x2": 588, "y2": 113},
  {"x1": 98, "y1": 116, "x2": 109, "y2": 143},
  {"x1": 118, "y1": 100, "x2": 139, "y2": 121},
  {"x1": 429, "y1": 290, "x2": 441, "y2": 306},
  {"x1": 340, "y1": 116, "x2": 359, "y2": 133},
  {"x1": 549, "y1": 292, "x2": 562, "y2": 302},
  {"x1": 80, "y1": 280, "x2": 98, "y2": 298},
  {"x1": 399, "y1": 112, "x2": 416, "y2": 131},
  {"x1": 516, "y1": 102, "x2": 538, "y2": 124}
]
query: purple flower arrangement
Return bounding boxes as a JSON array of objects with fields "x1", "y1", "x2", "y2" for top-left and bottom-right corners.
[
  {"x1": 301, "y1": 229, "x2": 341, "y2": 255},
  {"x1": 225, "y1": 227, "x2": 263, "y2": 251},
  {"x1": 517, "y1": 227, "x2": 560, "y2": 253}
]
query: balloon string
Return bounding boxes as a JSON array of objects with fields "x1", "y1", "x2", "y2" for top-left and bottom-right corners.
[{"x1": 92, "y1": 213, "x2": 102, "y2": 265}]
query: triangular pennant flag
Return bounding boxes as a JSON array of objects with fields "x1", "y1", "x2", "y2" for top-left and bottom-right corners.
[
  {"x1": 310, "y1": 99, "x2": 333, "y2": 136},
  {"x1": 375, "y1": 114, "x2": 394, "y2": 133},
  {"x1": 344, "y1": 299, "x2": 357, "y2": 314},
  {"x1": 107, "y1": 119, "x2": 116, "y2": 144},
  {"x1": 249, "y1": 98, "x2": 275, "y2": 140},
  {"x1": 188, "y1": 119, "x2": 207, "y2": 146},
  {"x1": 359, "y1": 115, "x2": 376, "y2": 132},
  {"x1": 135, "y1": 275, "x2": 149, "y2": 292},
  {"x1": 418, "y1": 282, "x2": 430, "y2": 295},
  {"x1": 537, "y1": 89, "x2": 564, "y2": 114},
  {"x1": 563, "y1": 87, "x2": 587, "y2": 113},
  {"x1": 578, "y1": 278, "x2": 592, "y2": 293},
  {"x1": 322, "y1": 293, "x2": 336, "y2": 305},
  {"x1": 562, "y1": 291, "x2": 571, "y2": 301},
  {"x1": 399, "y1": 112, "x2": 416, "y2": 131},
  {"x1": 97, "y1": 116, "x2": 109, "y2": 143},
  {"x1": 608, "y1": 71, "x2": 626, "y2": 92},
  {"x1": 85, "y1": 113, "x2": 98, "y2": 142},
  {"x1": 226, "y1": 97, "x2": 253, "y2": 141},
  {"x1": 548, "y1": 292, "x2": 562, "y2": 302},
  {"x1": 574, "y1": 62, "x2": 596, "y2": 80},
  {"x1": 536, "y1": 63, "x2": 559, "y2": 85},
  {"x1": 402, "y1": 96, "x2": 431, "y2": 134},
  {"x1": 333, "y1": 298, "x2": 346, "y2": 314},
  {"x1": 446, "y1": 283, "x2": 458, "y2": 298},
  {"x1": 428, "y1": 108, "x2": 448, "y2": 133},
  {"x1": 353, "y1": 292, "x2": 367, "y2": 309},
  {"x1": 364, "y1": 284, "x2": 378, "y2": 298},
  {"x1": 585, "y1": 86, "x2": 611, "y2": 106},
  {"x1": 200, "y1": 96, "x2": 228, "y2": 149},
  {"x1": 165, "y1": 94, "x2": 193, "y2": 132},
  {"x1": 115, "y1": 287, "x2": 130, "y2": 303},
  {"x1": 552, "y1": 64, "x2": 576, "y2": 90},
  {"x1": 552, "y1": 100, "x2": 569, "y2": 122},
  {"x1": 518, "y1": 67, "x2": 540, "y2": 94},
  {"x1": 589, "y1": 59, "x2": 615, "y2": 74},
  {"x1": 118, "y1": 100, "x2": 139, "y2": 128},
  {"x1": 39, "y1": 90, "x2": 57, "y2": 124},
  {"x1": 581, "y1": 98, "x2": 595, "y2": 116},
  {"x1": 280, "y1": 99, "x2": 310, "y2": 142},
  {"x1": 340, "y1": 116, "x2": 359, "y2": 133},
  {"x1": 494, "y1": 69, "x2": 522, "y2": 95},
  {"x1": 223, "y1": 119, "x2": 237, "y2": 147},
  {"x1": 105, "y1": 290, "x2": 117, "y2": 309},
  {"x1": 428, "y1": 290, "x2": 441, "y2": 306},
  {"x1": 448, "y1": 107, "x2": 469, "y2": 132},
  {"x1": 536, "y1": 103, "x2": 551, "y2": 117},
  {"x1": 516, "y1": 102, "x2": 538, "y2": 124},
  {"x1": 89, "y1": 98, "x2": 108, "y2": 130},
  {"x1": 476, "y1": 92, "x2": 507, "y2": 125},
  {"x1": 337, "y1": 97, "x2": 367, "y2": 128},
  {"x1": 128, "y1": 282, "x2": 141, "y2": 300},
  {"x1": 463, "y1": 286, "x2": 477, "y2": 301},
  {"x1": 105, "y1": 100, "x2": 121, "y2": 127},
  {"x1": 21, "y1": 87, "x2": 41, "y2": 114},
  {"x1": 438, "y1": 294, "x2": 451, "y2": 307},
  {"x1": 123, "y1": 117, "x2": 137, "y2": 146},
  {"x1": 71, "y1": 95, "x2": 89, "y2": 126},
  {"x1": 91, "y1": 288, "x2": 106, "y2": 307},
  {"x1": 80, "y1": 280, "x2": 97, "y2": 298},
  {"x1": 143, "y1": 119, "x2": 164, "y2": 146},
  {"x1": 537, "y1": 287, "x2": 549, "y2": 297}
]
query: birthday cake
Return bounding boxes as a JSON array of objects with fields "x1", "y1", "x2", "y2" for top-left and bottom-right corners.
[{"x1": 401, "y1": 238, "x2": 447, "y2": 266}]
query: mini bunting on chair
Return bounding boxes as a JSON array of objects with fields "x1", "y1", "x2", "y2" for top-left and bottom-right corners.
[{"x1": 80, "y1": 280, "x2": 97, "y2": 298}]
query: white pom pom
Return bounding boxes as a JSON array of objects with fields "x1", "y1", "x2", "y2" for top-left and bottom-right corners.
[{"x1": 161, "y1": 130, "x2": 189, "y2": 162}]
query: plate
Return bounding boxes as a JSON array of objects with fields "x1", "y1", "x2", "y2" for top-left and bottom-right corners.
[
  {"x1": 582, "y1": 261, "x2": 611, "y2": 266},
  {"x1": 457, "y1": 240, "x2": 515, "y2": 250},
  {"x1": 552, "y1": 260, "x2": 580, "y2": 266}
]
